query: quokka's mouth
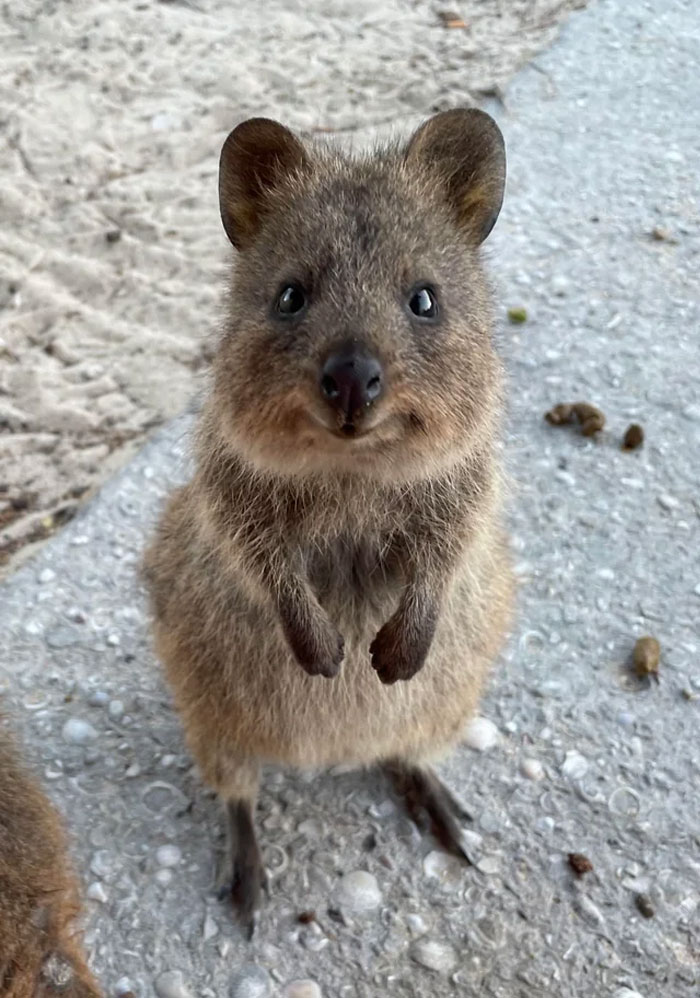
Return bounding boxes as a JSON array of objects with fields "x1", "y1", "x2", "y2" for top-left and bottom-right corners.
[
  {"x1": 305, "y1": 408, "x2": 378, "y2": 441},
  {"x1": 330, "y1": 422, "x2": 373, "y2": 441}
]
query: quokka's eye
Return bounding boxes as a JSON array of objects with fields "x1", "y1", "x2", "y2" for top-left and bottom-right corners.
[
  {"x1": 275, "y1": 284, "x2": 306, "y2": 316},
  {"x1": 408, "y1": 286, "x2": 438, "y2": 319}
]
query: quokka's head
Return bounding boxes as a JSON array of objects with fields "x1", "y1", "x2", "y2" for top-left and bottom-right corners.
[{"x1": 214, "y1": 109, "x2": 506, "y2": 482}]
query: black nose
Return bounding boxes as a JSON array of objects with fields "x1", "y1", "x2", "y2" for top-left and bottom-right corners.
[{"x1": 320, "y1": 347, "x2": 384, "y2": 420}]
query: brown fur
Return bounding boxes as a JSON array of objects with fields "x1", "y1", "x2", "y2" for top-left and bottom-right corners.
[
  {"x1": 0, "y1": 717, "x2": 101, "y2": 997},
  {"x1": 144, "y1": 109, "x2": 515, "y2": 923}
]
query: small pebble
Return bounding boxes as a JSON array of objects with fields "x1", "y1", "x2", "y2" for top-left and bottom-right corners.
[
  {"x1": 283, "y1": 982, "x2": 322, "y2": 998},
  {"x1": 38, "y1": 568, "x2": 56, "y2": 583},
  {"x1": 301, "y1": 924, "x2": 329, "y2": 953},
  {"x1": 635, "y1": 893, "x2": 655, "y2": 918},
  {"x1": 47, "y1": 625, "x2": 83, "y2": 649},
  {"x1": 476, "y1": 855, "x2": 501, "y2": 875},
  {"x1": 337, "y1": 870, "x2": 382, "y2": 911},
  {"x1": 156, "y1": 844, "x2": 182, "y2": 868},
  {"x1": 406, "y1": 913, "x2": 428, "y2": 935},
  {"x1": 155, "y1": 868, "x2": 173, "y2": 886},
  {"x1": 463, "y1": 716, "x2": 499, "y2": 751},
  {"x1": 86, "y1": 881, "x2": 108, "y2": 903},
  {"x1": 561, "y1": 750, "x2": 588, "y2": 779},
  {"x1": 613, "y1": 990, "x2": 645, "y2": 998},
  {"x1": 410, "y1": 938, "x2": 458, "y2": 974},
  {"x1": 622, "y1": 874, "x2": 650, "y2": 893},
  {"x1": 551, "y1": 274, "x2": 570, "y2": 296},
  {"x1": 155, "y1": 971, "x2": 193, "y2": 998},
  {"x1": 88, "y1": 690, "x2": 109, "y2": 708},
  {"x1": 575, "y1": 894, "x2": 605, "y2": 927},
  {"x1": 62, "y1": 718, "x2": 98, "y2": 744},
  {"x1": 115, "y1": 978, "x2": 133, "y2": 997},
  {"x1": 437, "y1": 10, "x2": 467, "y2": 29},
  {"x1": 423, "y1": 849, "x2": 465, "y2": 885},
  {"x1": 109, "y1": 699, "x2": 125, "y2": 719},
  {"x1": 622, "y1": 423, "x2": 644, "y2": 450},
  {"x1": 521, "y1": 757, "x2": 545, "y2": 781},
  {"x1": 90, "y1": 851, "x2": 113, "y2": 879},
  {"x1": 230, "y1": 965, "x2": 272, "y2": 998},
  {"x1": 657, "y1": 493, "x2": 679, "y2": 511},
  {"x1": 203, "y1": 912, "x2": 219, "y2": 941}
]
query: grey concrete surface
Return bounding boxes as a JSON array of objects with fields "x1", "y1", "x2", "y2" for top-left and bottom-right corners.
[{"x1": 1, "y1": 0, "x2": 699, "y2": 995}]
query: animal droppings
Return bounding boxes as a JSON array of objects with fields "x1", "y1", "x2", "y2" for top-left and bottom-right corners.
[
  {"x1": 507, "y1": 306, "x2": 528, "y2": 323},
  {"x1": 568, "y1": 852, "x2": 593, "y2": 876},
  {"x1": 633, "y1": 636, "x2": 660, "y2": 682},
  {"x1": 545, "y1": 402, "x2": 605, "y2": 436},
  {"x1": 622, "y1": 423, "x2": 644, "y2": 450}
]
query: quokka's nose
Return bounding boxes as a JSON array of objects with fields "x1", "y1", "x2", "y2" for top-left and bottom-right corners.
[{"x1": 320, "y1": 346, "x2": 384, "y2": 421}]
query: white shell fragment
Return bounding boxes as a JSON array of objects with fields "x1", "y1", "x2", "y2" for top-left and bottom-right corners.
[
  {"x1": 521, "y1": 757, "x2": 545, "y2": 781},
  {"x1": 62, "y1": 718, "x2": 98, "y2": 744},
  {"x1": 154, "y1": 971, "x2": 194, "y2": 998},
  {"x1": 155, "y1": 844, "x2": 182, "y2": 868},
  {"x1": 284, "y1": 982, "x2": 322, "y2": 998},
  {"x1": 561, "y1": 750, "x2": 589, "y2": 779},
  {"x1": 464, "y1": 716, "x2": 500, "y2": 751},
  {"x1": 410, "y1": 938, "x2": 458, "y2": 974},
  {"x1": 337, "y1": 870, "x2": 382, "y2": 911}
]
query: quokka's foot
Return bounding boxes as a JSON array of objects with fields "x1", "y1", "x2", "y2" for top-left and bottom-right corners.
[
  {"x1": 217, "y1": 800, "x2": 267, "y2": 939},
  {"x1": 383, "y1": 760, "x2": 473, "y2": 862}
]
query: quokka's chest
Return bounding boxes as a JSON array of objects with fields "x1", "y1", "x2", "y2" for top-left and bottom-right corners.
[{"x1": 305, "y1": 532, "x2": 406, "y2": 609}]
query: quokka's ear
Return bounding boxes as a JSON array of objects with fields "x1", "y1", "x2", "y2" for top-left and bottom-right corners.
[
  {"x1": 405, "y1": 108, "x2": 506, "y2": 243},
  {"x1": 219, "y1": 117, "x2": 308, "y2": 249}
]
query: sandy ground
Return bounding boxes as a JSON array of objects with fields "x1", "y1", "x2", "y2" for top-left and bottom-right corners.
[{"x1": 0, "y1": 0, "x2": 586, "y2": 575}]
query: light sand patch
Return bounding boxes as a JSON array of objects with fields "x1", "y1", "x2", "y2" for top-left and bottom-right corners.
[{"x1": 0, "y1": 0, "x2": 586, "y2": 574}]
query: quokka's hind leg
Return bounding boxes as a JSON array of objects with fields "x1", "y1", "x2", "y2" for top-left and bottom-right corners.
[
  {"x1": 214, "y1": 759, "x2": 266, "y2": 939},
  {"x1": 382, "y1": 759, "x2": 473, "y2": 862}
]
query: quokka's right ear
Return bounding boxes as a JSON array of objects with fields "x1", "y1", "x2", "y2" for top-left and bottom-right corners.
[
  {"x1": 404, "y1": 108, "x2": 506, "y2": 244},
  {"x1": 219, "y1": 118, "x2": 308, "y2": 249}
]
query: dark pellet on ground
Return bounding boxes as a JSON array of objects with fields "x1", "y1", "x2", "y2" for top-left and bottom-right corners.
[
  {"x1": 568, "y1": 852, "x2": 593, "y2": 876},
  {"x1": 622, "y1": 423, "x2": 644, "y2": 450}
]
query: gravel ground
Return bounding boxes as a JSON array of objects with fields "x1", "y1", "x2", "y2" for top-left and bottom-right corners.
[
  {"x1": 0, "y1": 0, "x2": 584, "y2": 574},
  {"x1": 1, "y1": 0, "x2": 699, "y2": 995}
]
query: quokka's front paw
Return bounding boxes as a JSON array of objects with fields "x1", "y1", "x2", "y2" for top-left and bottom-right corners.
[
  {"x1": 284, "y1": 619, "x2": 345, "y2": 678},
  {"x1": 370, "y1": 614, "x2": 433, "y2": 685}
]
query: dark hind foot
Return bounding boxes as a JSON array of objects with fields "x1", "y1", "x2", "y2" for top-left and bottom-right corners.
[
  {"x1": 217, "y1": 800, "x2": 266, "y2": 939},
  {"x1": 383, "y1": 760, "x2": 473, "y2": 862}
]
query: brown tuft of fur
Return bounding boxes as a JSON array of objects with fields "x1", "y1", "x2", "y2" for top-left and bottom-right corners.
[
  {"x1": 0, "y1": 717, "x2": 102, "y2": 997},
  {"x1": 144, "y1": 109, "x2": 515, "y2": 925}
]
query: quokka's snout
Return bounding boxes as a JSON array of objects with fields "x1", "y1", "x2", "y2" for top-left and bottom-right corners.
[{"x1": 318, "y1": 339, "x2": 384, "y2": 434}]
